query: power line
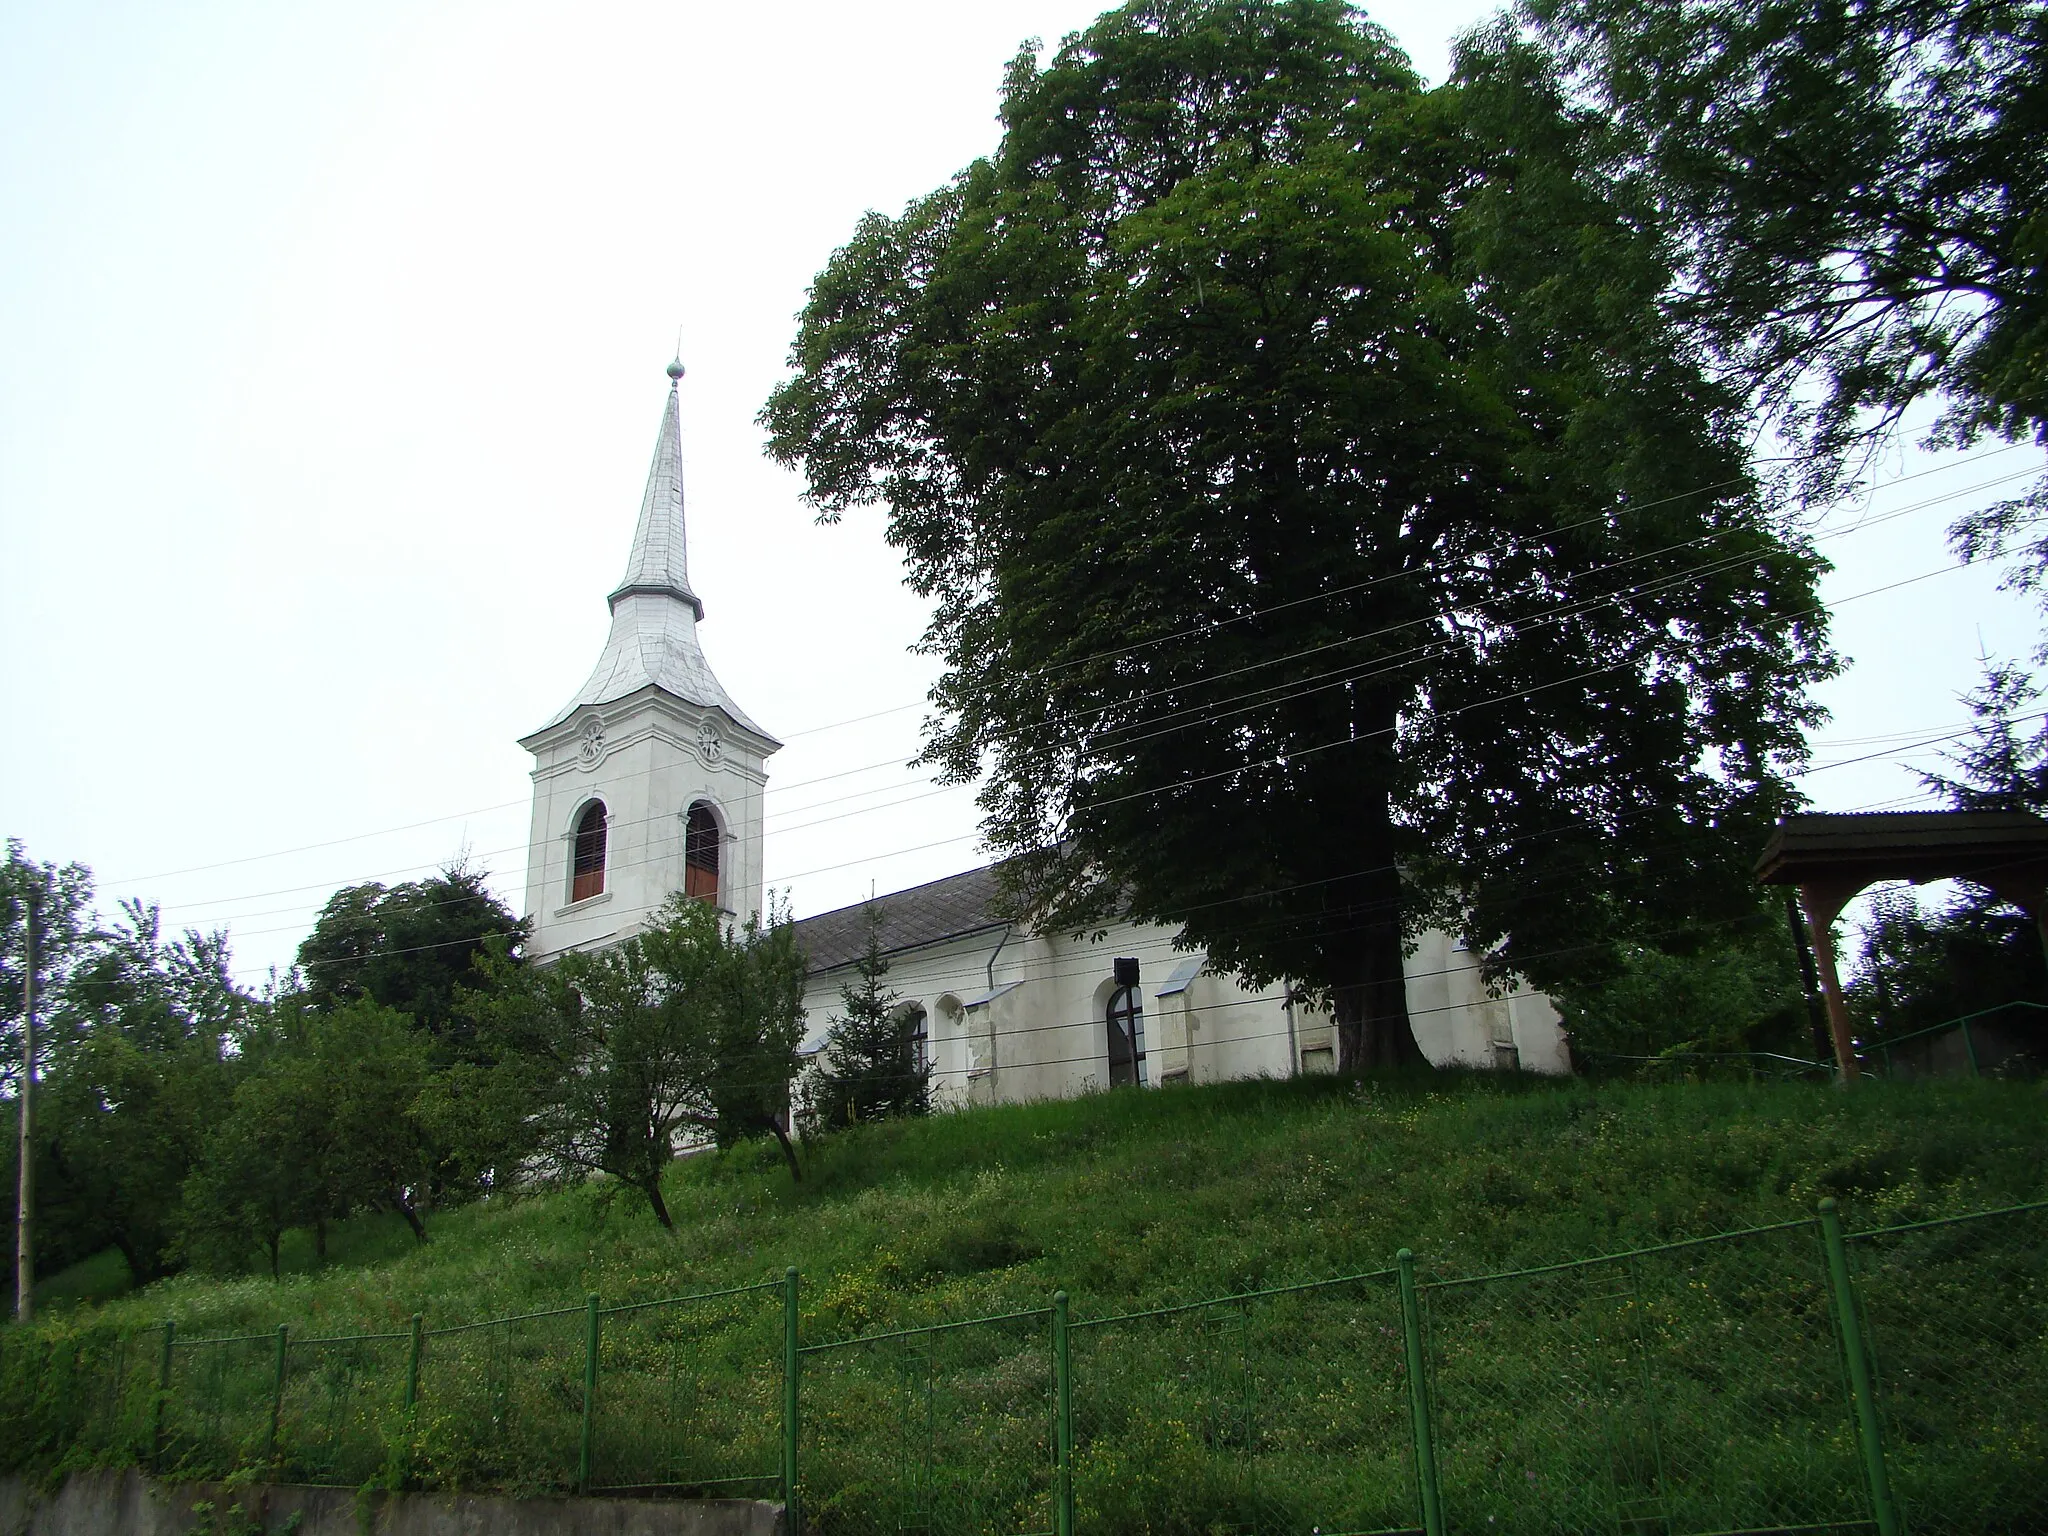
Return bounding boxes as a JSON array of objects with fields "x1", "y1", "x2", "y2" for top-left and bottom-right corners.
[
  {"x1": 149, "y1": 499, "x2": 2002, "y2": 943},
  {"x1": 94, "y1": 440, "x2": 2026, "y2": 895},
  {"x1": 215, "y1": 704, "x2": 1974, "y2": 986},
  {"x1": 172, "y1": 545, "x2": 1990, "y2": 968}
]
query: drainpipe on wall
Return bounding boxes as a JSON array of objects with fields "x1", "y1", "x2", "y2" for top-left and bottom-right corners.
[{"x1": 983, "y1": 923, "x2": 1013, "y2": 1078}]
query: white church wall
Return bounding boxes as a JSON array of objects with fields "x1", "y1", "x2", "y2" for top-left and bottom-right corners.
[
  {"x1": 797, "y1": 908, "x2": 1573, "y2": 1110},
  {"x1": 1401, "y1": 928, "x2": 1569, "y2": 1073}
]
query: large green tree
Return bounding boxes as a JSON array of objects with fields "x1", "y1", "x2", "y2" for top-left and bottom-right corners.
[
  {"x1": 460, "y1": 896, "x2": 808, "y2": 1226},
  {"x1": 295, "y1": 865, "x2": 527, "y2": 1060},
  {"x1": 762, "y1": 0, "x2": 1832, "y2": 1065},
  {"x1": 1847, "y1": 654, "x2": 2048, "y2": 1045},
  {"x1": 33, "y1": 903, "x2": 246, "y2": 1284},
  {"x1": 1, "y1": 841, "x2": 95, "y2": 1094},
  {"x1": 1506, "y1": 0, "x2": 2048, "y2": 621},
  {"x1": 179, "y1": 998, "x2": 438, "y2": 1274}
]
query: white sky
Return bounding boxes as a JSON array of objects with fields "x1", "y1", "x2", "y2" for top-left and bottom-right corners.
[{"x1": 3, "y1": 0, "x2": 2041, "y2": 987}]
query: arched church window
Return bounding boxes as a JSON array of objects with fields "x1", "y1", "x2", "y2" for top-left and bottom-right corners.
[
  {"x1": 1105, "y1": 958, "x2": 1146, "y2": 1087},
  {"x1": 571, "y1": 802, "x2": 607, "y2": 903},
  {"x1": 900, "y1": 1002, "x2": 930, "y2": 1074},
  {"x1": 685, "y1": 801, "x2": 721, "y2": 905}
]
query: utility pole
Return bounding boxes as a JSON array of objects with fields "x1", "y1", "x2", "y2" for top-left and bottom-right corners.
[{"x1": 15, "y1": 893, "x2": 36, "y2": 1322}]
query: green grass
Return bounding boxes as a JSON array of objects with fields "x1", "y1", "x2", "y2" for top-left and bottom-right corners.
[
  {"x1": 33, "y1": 1070, "x2": 2048, "y2": 1341},
  {"x1": 6, "y1": 1071, "x2": 2046, "y2": 1535}
]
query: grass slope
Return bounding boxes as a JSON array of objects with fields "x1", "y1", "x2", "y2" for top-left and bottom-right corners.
[{"x1": 52, "y1": 1070, "x2": 2048, "y2": 1342}]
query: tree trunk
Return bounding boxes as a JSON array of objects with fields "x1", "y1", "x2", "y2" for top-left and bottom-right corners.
[
  {"x1": 764, "y1": 1118, "x2": 803, "y2": 1183},
  {"x1": 315, "y1": 1217, "x2": 328, "y2": 1261},
  {"x1": 1329, "y1": 723, "x2": 1427, "y2": 1073},
  {"x1": 641, "y1": 1178, "x2": 676, "y2": 1231},
  {"x1": 391, "y1": 1193, "x2": 428, "y2": 1245},
  {"x1": 267, "y1": 1231, "x2": 281, "y2": 1279},
  {"x1": 1332, "y1": 928, "x2": 1427, "y2": 1070}
]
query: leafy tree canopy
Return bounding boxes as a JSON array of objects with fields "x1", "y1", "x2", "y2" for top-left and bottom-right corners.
[
  {"x1": 1503, "y1": 0, "x2": 2048, "y2": 628},
  {"x1": 179, "y1": 998, "x2": 438, "y2": 1275},
  {"x1": 459, "y1": 895, "x2": 808, "y2": 1227},
  {"x1": 295, "y1": 863, "x2": 527, "y2": 1058},
  {"x1": 28, "y1": 901, "x2": 249, "y2": 1285},
  {"x1": 1, "y1": 840, "x2": 96, "y2": 1090},
  {"x1": 762, "y1": 0, "x2": 1833, "y2": 1066},
  {"x1": 1553, "y1": 899, "x2": 1811, "y2": 1065}
]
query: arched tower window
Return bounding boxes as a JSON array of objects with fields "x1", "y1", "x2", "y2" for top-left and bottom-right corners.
[
  {"x1": 571, "y1": 802, "x2": 608, "y2": 903},
  {"x1": 685, "y1": 801, "x2": 721, "y2": 905}
]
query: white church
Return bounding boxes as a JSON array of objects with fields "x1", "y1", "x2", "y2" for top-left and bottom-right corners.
[{"x1": 520, "y1": 365, "x2": 1572, "y2": 1103}]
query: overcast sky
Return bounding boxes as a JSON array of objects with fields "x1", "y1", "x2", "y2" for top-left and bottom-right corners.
[{"x1": 3, "y1": 0, "x2": 2041, "y2": 986}]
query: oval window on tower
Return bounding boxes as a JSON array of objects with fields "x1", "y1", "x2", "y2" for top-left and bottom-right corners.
[
  {"x1": 685, "y1": 801, "x2": 721, "y2": 905},
  {"x1": 570, "y1": 801, "x2": 608, "y2": 903}
]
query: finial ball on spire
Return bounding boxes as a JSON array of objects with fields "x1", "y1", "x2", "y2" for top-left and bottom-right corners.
[{"x1": 667, "y1": 357, "x2": 685, "y2": 382}]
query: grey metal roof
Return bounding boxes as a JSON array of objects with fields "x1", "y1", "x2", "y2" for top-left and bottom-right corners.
[
  {"x1": 793, "y1": 864, "x2": 1009, "y2": 974},
  {"x1": 533, "y1": 375, "x2": 775, "y2": 743},
  {"x1": 1155, "y1": 955, "x2": 1205, "y2": 996}
]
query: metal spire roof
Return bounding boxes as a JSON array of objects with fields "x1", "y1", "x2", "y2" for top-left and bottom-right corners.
[{"x1": 532, "y1": 362, "x2": 776, "y2": 742}]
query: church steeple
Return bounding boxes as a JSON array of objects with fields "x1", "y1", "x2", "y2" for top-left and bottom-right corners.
[
  {"x1": 532, "y1": 360, "x2": 772, "y2": 740},
  {"x1": 519, "y1": 358, "x2": 779, "y2": 956},
  {"x1": 608, "y1": 357, "x2": 703, "y2": 620}
]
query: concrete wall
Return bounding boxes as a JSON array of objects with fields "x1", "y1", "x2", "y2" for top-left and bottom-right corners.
[
  {"x1": 0, "y1": 1472, "x2": 782, "y2": 1536},
  {"x1": 797, "y1": 914, "x2": 1570, "y2": 1105}
]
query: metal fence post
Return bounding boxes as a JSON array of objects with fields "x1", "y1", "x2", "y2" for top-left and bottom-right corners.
[
  {"x1": 1396, "y1": 1251, "x2": 1445, "y2": 1536},
  {"x1": 578, "y1": 1293, "x2": 600, "y2": 1493},
  {"x1": 150, "y1": 1320, "x2": 175, "y2": 1467},
  {"x1": 1819, "y1": 1199, "x2": 1901, "y2": 1536},
  {"x1": 783, "y1": 1266, "x2": 801, "y2": 1533},
  {"x1": 267, "y1": 1324, "x2": 288, "y2": 1456},
  {"x1": 1962, "y1": 1017, "x2": 1981, "y2": 1076},
  {"x1": 405, "y1": 1313, "x2": 423, "y2": 1411},
  {"x1": 1053, "y1": 1292, "x2": 1075, "y2": 1536}
]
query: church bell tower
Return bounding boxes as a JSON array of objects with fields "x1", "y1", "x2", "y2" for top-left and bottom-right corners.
[{"x1": 519, "y1": 359, "x2": 778, "y2": 960}]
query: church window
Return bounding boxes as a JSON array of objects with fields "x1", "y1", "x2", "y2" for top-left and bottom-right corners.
[
  {"x1": 904, "y1": 1003, "x2": 930, "y2": 1074},
  {"x1": 685, "y1": 801, "x2": 721, "y2": 904},
  {"x1": 1105, "y1": 959, "x2": 1146, "y2": 1087},
  {"x1": 571, "y1": 802, "x2": 607, "y2": 903}
]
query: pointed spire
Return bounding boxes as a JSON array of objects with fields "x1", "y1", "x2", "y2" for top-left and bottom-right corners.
[
  {"x1": 529, "y1": 360, "x2": 776, "y2": 745},
  {"x1": 608, "y1": 357, "x2": 703, "y2": 620}
]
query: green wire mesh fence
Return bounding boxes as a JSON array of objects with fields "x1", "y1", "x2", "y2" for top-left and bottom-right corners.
[
  {"x1": 1422, "y1": 1221, "x2": 1869, "y2": 1535},
  {"x1": 277, "y1": 1328, "x2": 411, "y2": 1486},
  {"x1": 412, "y1": 1302, "x2": 587, "y2": 1490},
  {"x1": 163, "y1": 1329, "x2": 282, "y2": 1476},
  {"x1": 5, "y1": 1198, "x2": 2045, "y2": 1535},
  {"x1": 588, "y1": 1281, "x2": 786, "y2": 1499},
  {"x1": 1847, "y1": 1203, "x2": 2048, "y2": 1535},
  {"x1": 798, "y1": 1306, "x2": 1056, "y2": 1536},
  {"x1": 1068, "y1": 1270, "x2": 1418, "y2": 1536}
]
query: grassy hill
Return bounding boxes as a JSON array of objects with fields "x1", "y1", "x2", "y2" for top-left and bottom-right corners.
[
  {"x1": 32, "y1": 1068, "x2": 2048, "y2": 1343},
  {"x1": 9, "y1": 1071, "x2": 2047, "y2": 1535}
]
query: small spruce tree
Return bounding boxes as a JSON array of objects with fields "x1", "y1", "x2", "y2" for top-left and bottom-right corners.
[{"x1": 816, "y1": 906, "x2": 929, "y2": 1126}]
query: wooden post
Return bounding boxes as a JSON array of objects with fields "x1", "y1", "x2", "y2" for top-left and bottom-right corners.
[{"x1": 1798, "y1": 882, "x2": 1862, "y2": 1084}]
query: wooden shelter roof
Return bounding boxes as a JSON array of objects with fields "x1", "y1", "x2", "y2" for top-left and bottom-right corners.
[{"x1": 1755, "y1": 811, "x2": 2048, "y2": 890}]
